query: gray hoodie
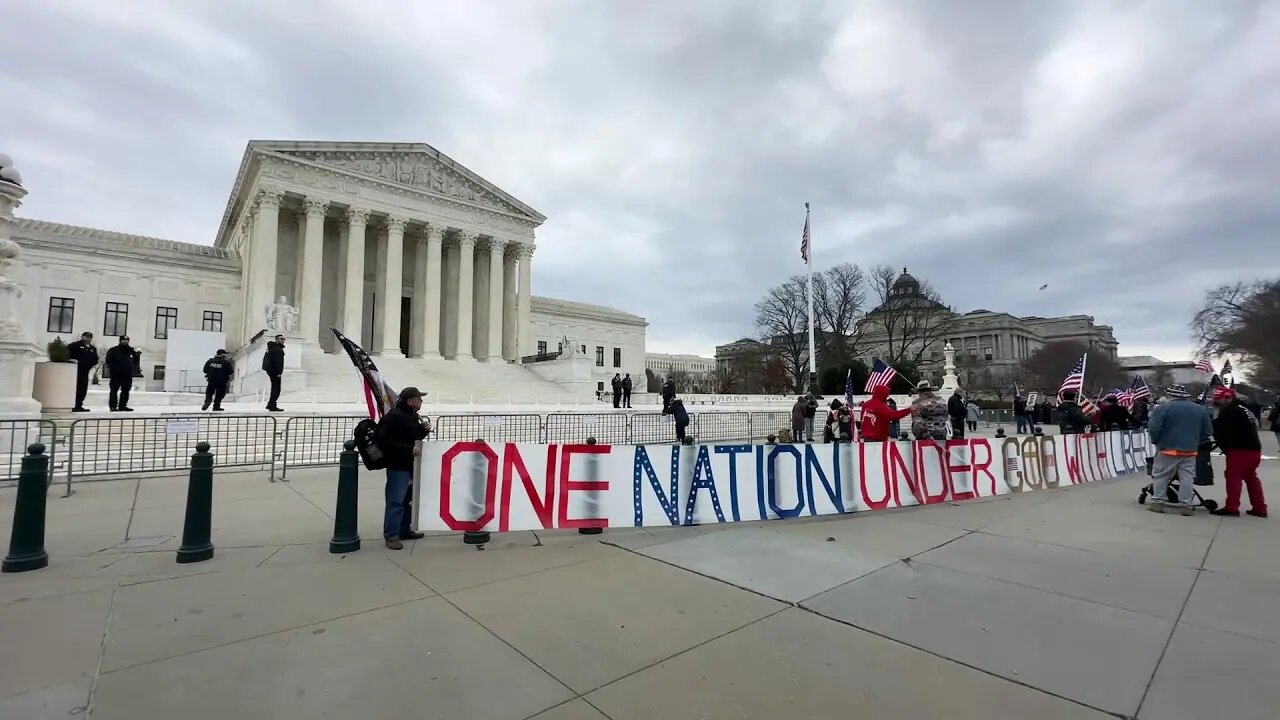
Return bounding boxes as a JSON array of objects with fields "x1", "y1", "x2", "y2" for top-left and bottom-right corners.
[{"x1": 1148, "y1": 398, "x2": 1212, "y2": 453}]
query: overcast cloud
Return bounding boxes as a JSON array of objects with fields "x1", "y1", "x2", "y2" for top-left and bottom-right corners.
[{"x1": 3, "y1": 0, "x2": 1278, "y2": 361}]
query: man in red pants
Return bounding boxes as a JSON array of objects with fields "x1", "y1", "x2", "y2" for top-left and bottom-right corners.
[{"x1": 1210, "y1": 387, "x2": 1268, "y2": 518}]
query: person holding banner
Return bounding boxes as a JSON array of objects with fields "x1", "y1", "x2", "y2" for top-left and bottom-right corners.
[{"x1": 378, "y1": 386, "x2": 429, "y2": 549}]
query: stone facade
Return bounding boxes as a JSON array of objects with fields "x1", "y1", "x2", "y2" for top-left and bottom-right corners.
[
  {"x1": 646, "y1": 353, "x2": 715, "y2": 375},
  {"x1": 6, "y1": 141, "x2": 647, "y2": 399},
  {"x1": 530, "y1": 297, "x2": 647, "y2": 395}
]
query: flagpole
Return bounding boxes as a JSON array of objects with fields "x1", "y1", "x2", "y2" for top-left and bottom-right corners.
[{"x1": 805, "y1": 202, "x2": 816, "y2": 393}]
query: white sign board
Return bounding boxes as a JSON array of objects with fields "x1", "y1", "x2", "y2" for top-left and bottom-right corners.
[
  {"x1": 165, "y1": 420, "x2": 199, "y2": 435},
  {"x1": 164, "y1": 329, "x2": 228, "y2": 393}
]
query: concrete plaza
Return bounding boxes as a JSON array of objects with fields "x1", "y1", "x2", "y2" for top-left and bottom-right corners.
[{"x1": 2, "y1": 455, "x2": 1278, "y2": 719}]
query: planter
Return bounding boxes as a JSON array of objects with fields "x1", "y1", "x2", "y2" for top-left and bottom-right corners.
[{"x1": 32, "y1": 361, "x2": 78, "y2": 411}]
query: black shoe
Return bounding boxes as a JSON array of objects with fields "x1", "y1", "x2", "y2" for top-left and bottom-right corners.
[
  {"x1": 108, "y1": 407, "x2": 118, "y2": 412},
  {"x1": 401, "y1": 530, "x2": 425, "y2": 540},
  {"x1": 201, "y1": 403, "x2": 210, "y2": 411},
  {"x1": 267, "y1": 406, "x2": 283, "y2": 412},
  {"x1": 1247, "y1": 509, "x2": 1268, "y2": 518},
  {"x1": 1210, "y1": 508, "x2": 1240, "y2": 517},
  {"x1": 72, "y1": 407, "x2": 90, "y2": 412},
  {"x1": 119, "y1": 407, "x2": 134, "y2": 412},
  {"x1": 213, "y1": 406, "x2": 225, "y2": 412}
]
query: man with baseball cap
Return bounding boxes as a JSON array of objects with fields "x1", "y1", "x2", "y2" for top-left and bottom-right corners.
[
  {"x1": 1147, "y1": 384, "x2": 1213, "y2": 515},
  {"x1": 377, "y1": 386, "x2": 430, "y2": 549},
  {"x1": 1210, "y1": 387, "x2": 1267, "y2": 517}
]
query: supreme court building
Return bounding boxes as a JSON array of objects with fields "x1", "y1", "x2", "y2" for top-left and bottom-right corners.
[{"x1": 10, "y1": 141, "x2": 647, "y2": 401}]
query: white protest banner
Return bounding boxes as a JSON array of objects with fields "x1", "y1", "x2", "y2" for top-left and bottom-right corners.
[{"x1": 414, "y1": 430, "x2": 1153, "y2": 532}]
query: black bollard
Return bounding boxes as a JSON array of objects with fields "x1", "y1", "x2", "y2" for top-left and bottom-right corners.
[
  {"x1": 3, "y1": 444, "x2": 51, "y2": 573},
  {"x1": 994, "y1": 427, "x2": 1006, "y2": 438},
  {"x1": 899, "y1": 432, "x2": 910, "y2": 441},
  {"x1": 329, "y1": 440, "x2": 362, "y2": 554},
  {"x1": 1033, "y1": 426, "x2": 1044, "y2": 436},
  {"x1": 579, "y1": 437, "x2": 603, "y2": 535},
  {"x1": 680, "y1": 436, "x2": 694, "y2": 446},
  {"x1": 463, "y1": 438, "x2": 491, "y2": 546},
  {"x1": 176, "y1": 442, "x2": 215, "y2": 564},
  {"x1": 766, "y1": 434, "x2": 777, "y2": 445}
]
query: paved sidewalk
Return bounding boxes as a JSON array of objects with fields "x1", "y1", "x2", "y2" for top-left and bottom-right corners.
[{"x1": 2, "y1": 458, "x2": 1277, "y2": 719}]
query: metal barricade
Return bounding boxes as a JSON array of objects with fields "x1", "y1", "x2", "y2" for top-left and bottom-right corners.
[
  {"x1": 279, "y1": 415, "x2": 367, "y2": 480},
  {"x1": 545, "y1": 412, "x2": 628, "y2": 444},
  {"x1": 1, "y1": 419, "x2": 59, "y2": 486},
  {"x1": 750, "y1": 411, "x2": 792, "y2": 441},
  {"x1": 629, "y1": 412, "x2": 679, "y2": 444},
  {"x1": 980, "y1": 409, "x2": 1014, "y2": 427},
  {"x1": 693, "y1": 411, "x2": 752, "y2": 442},
  {"x1": 65, "y1": 416, "x2": 278, "y2": 494},
  {"x1": 434, "y1": 414, "x2": 545, "y2": 443}
]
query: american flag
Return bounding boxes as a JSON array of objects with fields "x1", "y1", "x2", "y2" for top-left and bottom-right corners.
[
  {"x1": 844, "y1": 368, "x2": 853, "y2": 408},
  {"x1": 1079, "y1": 395, "x2": 1099, "y2": 418},
  {"x1": 1130, "y1": 375, "x2": 1152, "y2": 402},
  {"x1": 1117, "y1": 390, "x2": 1136, "y2": 409},
  {"x1": 1198, "y1": 374, "x2": 1223, "y2": 403},
  {"x1": 1194, "y1": 358, "x2": 1215, "y2": 373},
  {"x1": 1221, "y1": 358, "x2": 1234, "y2": 387},
  {"x1": 800, "y1": 203, "x2": 811, "y2": 263},
  {"x1": 865, "y1": 358, "x2": 898, "y2": 392},
  {"x1": 1057, "y1": 355, "x2": 1086, "y2": 400}
]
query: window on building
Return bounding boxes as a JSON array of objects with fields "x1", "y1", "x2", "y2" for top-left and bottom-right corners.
[
  {"x1": 537, "y1": 340, "x2": 547, "y2": 355},
  {"x1": 595, "y1": 346, "x2": 604, "y2": 367},
  {"x1": 47, "y1": 297, "x2": 75, "y2": 334},
  {"x1": 597, "y1": 381, "x2": 604, "y2": 392},
  {"x1": 580, "y1": 344, "x2": 586, "y2": 354},
  {"x1": 983, "y1": 347, "x2": 993, "y2": 361},
  {"x1": 103, "y1": 302, "x2": 128, "y2": 337},
  {"x1": 968, "y1": 348, "x2": 977, "y2": 357},
  {"x1": 154, "y1": 365, "x2": 166, "y2": 381},
  {"x1": 202, "y1": 310, "x2": 223, "y2": 332},
  {"x1": 613, "y1": 348, "x2": 621, "y2": 368},
  {"x1": 154, "y1": 306, "x2": 178, "y2": 339}
]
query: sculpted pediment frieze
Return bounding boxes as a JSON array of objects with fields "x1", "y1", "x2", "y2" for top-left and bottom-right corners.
[{"x1": 276, "y1": 150, "x2": 526, "y2": 217}]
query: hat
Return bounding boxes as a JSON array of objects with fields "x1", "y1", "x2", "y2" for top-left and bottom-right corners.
[
  {"x1": 916, "y1": 380, "x2": 933, "y2": 391},
  {"x1": 398, "y1": 386, "x2": 424, "y2": 401},
  {"x1": 1165, "y1": 384, "x2": 1190, "y2": 399},
  {"x1": 215, "y1": 349, "x2": 227, "y2": 355}
]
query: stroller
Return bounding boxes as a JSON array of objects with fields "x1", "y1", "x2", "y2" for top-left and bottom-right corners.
[{"x1": 1137, "y1": 443, "x2": 1219, "y2": 512}]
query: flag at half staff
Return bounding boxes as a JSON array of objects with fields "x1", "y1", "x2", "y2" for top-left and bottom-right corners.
[
  {"x1": 332, "y1": 328, "x2": 398, "y2": 420},
  {"x1": 865, "y1": 358, "x2": 898, "y2": 392},
  {"x1": 800, "y1": 202, "x2": 811, "y2": 263}
]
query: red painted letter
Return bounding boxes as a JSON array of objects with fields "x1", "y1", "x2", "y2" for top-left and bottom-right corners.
[{"x1": 557, "y1": 443, "x2": 611, "y2": 529}]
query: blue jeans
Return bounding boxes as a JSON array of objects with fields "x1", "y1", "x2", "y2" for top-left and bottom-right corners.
[
  {"x1": 1016, "y1": 414, "x2": 1029, "y2": 433},
  {"x1": 384, "y1": 468, "x2": 414, "y2": 540}
]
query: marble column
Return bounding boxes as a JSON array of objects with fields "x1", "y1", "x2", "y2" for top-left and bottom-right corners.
[
  {"x1": 238, "y1": 208, "x2": 257, "y2": 343},
  {"x1": 421, "y1": 225, "x2": 443, "y2": 357},
  {"x1": 409, "y1": 230, "x2": 427, "y2": 357},
  {"x1": 250, "y1": 188, "x2": 284, "y2": 333},
  {"x1": 377, "y1": 216, "x2": 406, "y2": 356},
  {"x1": 299, "y1": 198, "x2": 328, "y2": 344},
  {"x1": 502, "y1": 251, "x2": 518, "y2": 361},
  {"x1": 484, "y1": 238, "x2": 506, "y2": 361},
  {"x1": 454, "y1": 231, "x2": 477, "y2": 360},
  {"x1": 516, "y1": 243, "x2": 534, "y2": 358},
  {"x1": 342, "y1": 207, "x2": 369, "y2": 342}
]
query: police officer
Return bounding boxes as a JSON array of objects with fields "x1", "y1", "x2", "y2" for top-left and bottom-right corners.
[
  {"x1": 202, "y1": 349, "x2": 234, "y2": 411},
  {"x1": 67, "y1": 331, "x2": 98, "y2": 412},
  {"x1": 103, "y1": 336, "x2": 136, "y2": 412}
]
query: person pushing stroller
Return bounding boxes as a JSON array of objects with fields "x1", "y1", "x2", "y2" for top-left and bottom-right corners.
[{"x1": 1146, "y1": 385, "x2": 1213, "y2": 515}]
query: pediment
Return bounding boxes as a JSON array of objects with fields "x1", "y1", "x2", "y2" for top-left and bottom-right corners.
[{"x1": 271, "y1": 146, "x2": 542, "y2": 221}]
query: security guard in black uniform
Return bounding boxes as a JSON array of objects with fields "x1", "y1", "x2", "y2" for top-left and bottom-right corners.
[{"x1": 202, "y1": 349, "x2": 234, "y2": 411}]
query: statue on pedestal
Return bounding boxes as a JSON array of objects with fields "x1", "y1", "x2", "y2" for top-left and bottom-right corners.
[
  {"x1": 940, "y1": 341, "x2": 960, "y2": 395},
  {"x1": 264, "y1": 296, "x2": 299, "y2": 334}
]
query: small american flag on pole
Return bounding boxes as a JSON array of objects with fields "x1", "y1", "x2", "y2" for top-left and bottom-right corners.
[
  {"x1": 865, "y1": 358, "x2": 898, "y2": 392},
  {"x1": 1194, "y1": 358, "x2": 1215, "y2": 374},
  {"x1": 800, "y1": 202, "x2": 811, "y2": 263},
  {"x1": 1057, "y1": 355, "x2": 1086, "y2": 400},
  {"x1": 1221, "y1": 358, "x2": 1234, "y2": 387},
  {"x1": 1130, "y1": 375, "x2": 1152, "y2": 402}
]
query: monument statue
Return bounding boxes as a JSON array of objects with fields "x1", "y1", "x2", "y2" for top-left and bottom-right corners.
[
  {"x1": 560, "y1": 333, "x2": 580, "y2": 357},
  {"x1": 264, "y1": 295, "x2": 299, "y2": 333}
]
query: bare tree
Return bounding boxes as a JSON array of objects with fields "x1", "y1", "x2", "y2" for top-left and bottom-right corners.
[
  {"x1": 668, "y1": 369, "x2": 694, "y2": 393},
  {"x1": 1191, "y1": 279, "x2": 1280, "y2": 390},
  {"x1": 864, "y1": 264, "x2": 952, "y2": 365},
  {"x1": 761, "y1": 356, "x2": 793, "y2": 394},
  {"x1": 1021, "y1": 341, "x2": 1124, "y2": 393},
  {"x1": 814, "y1": 262, "x2": 868, "y2": 364},
  {"x1": 753, "y1": 275, "x2": 810, "y2": 390}
]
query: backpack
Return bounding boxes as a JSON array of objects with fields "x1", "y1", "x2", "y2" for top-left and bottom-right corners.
[{"x1": 353, "y1": 418, "x2": 386, "y2": 470}]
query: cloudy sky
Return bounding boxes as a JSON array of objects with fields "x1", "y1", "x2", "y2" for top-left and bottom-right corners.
[{"x1": 4, "y1": 0, "x2": 1277, "y2": 361}]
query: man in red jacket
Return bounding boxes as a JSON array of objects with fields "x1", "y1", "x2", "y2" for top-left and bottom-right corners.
[
  {"x1": 1210, "y1": 387, "x2": 1268, "y2": 518},
  {"x1": 860, "y1": 385, "x2": 913, "y2": 441}
]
